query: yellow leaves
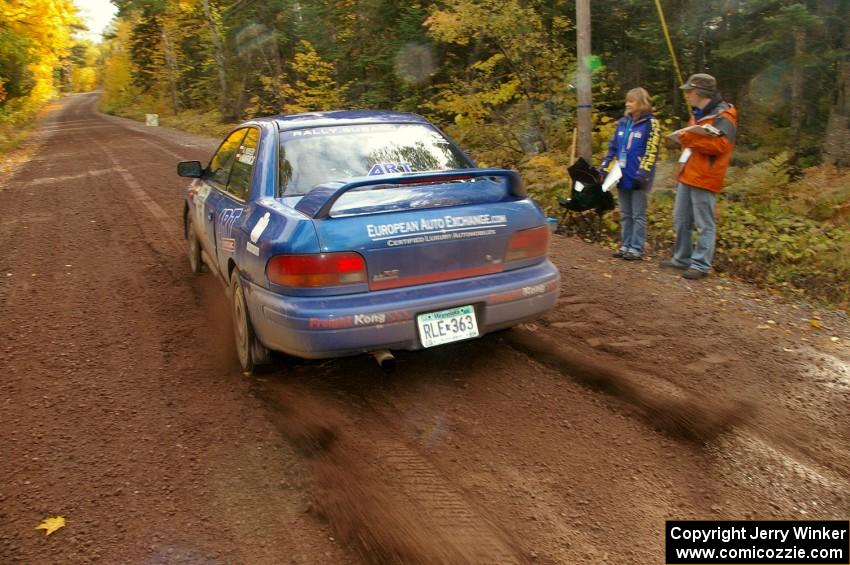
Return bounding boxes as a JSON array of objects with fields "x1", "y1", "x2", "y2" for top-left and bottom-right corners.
[
  {"x1": 479, "y1": 78, "x2": 520, "y2": 106},
  {"x1": 809, "y1": 318, "x2": 823, "y2": 329},
  {"x1": 281, "y1": 41, "x2": 348, "y2": 114},
  {"x1": 72, "y1": 67, "x2": 97, "y2": 93},
  {"x1": 0, "y1": 0, "x2": 81, "y2": 105},
  {"x1": 470, "y1": 53, "x2": 505, "y2": 74},
  {"x1": 551, "y1": 16, "x2": 574, "y2": 33},
  {"x1": 35, "y1": 516, "x2": 65, "y2": 536},
  {"x1": 423, "y1": 11, "x2": 471, "y2": 45},
  {"x1": 526, "y1": 155, "x2": 558, "y2": 169}
]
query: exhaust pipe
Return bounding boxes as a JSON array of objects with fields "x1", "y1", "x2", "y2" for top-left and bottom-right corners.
[{"x1": 371, "y1": 350, "x2": 396, "y2": 371}]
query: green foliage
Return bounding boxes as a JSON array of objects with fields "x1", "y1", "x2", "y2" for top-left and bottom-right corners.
[
  {"x1": 423, "y1": 0, "x2": 576, "y2": 156},
  {"x1": 0, "y1": 28, "x2": 34, "y2": 100}
]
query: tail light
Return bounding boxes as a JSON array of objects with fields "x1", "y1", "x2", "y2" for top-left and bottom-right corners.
[
  {"x1": 505, "y1": 226, "x2": 550, "y2": 262},
  {"x1": 266, "y1": 253, "x2": 367, "y2": 288}
]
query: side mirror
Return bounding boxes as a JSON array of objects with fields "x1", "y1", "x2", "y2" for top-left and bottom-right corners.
[{"x1": 177, "y1": 160, "x2": 203, "y2": 178}]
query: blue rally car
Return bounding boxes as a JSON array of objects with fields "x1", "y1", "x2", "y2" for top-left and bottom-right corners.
[{"x1": 178, "y1": 111, "x2": 560, "y2": 372}]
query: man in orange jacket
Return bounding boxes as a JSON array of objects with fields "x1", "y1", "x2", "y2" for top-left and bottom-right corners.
[{"x1": 661, "y1": 73, "x2": 738, "y2": 280}]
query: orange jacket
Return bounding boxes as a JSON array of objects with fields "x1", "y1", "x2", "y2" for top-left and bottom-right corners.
[{"x1": 677, "y1": 100, "x2": 737, "y2": 192}]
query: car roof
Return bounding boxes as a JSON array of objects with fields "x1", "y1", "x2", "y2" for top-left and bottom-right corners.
[{"x1": 259, "y1": 110, "x2": 431, "y2": 131}]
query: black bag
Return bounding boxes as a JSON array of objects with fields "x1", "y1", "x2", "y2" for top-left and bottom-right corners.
[{"x1": 558, "y1": 157, "x2": 615, "y2": 214}]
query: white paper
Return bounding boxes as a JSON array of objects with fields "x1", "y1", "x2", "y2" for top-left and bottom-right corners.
[
  {"x1": 601, "y1": 160, "x2": 622, "y2": 193},
  {"x1": 574, "y1": 180, "x2": 585, "y2": 193},
  {"x1": 679, "y1": 148, "x2": 692, "y2": 164}
]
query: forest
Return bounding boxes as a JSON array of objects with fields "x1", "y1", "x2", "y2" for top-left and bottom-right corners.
[{"x1": 1, "y1": 0, "x2": 849, "y2": 307}]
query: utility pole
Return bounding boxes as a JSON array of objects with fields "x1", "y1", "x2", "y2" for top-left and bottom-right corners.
[{"x1": 576, "y1": 0, "x2": 593, "y2": 162}]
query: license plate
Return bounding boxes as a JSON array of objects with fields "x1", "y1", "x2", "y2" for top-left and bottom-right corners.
[{"x1": 417, "y1": 305, "x2": 479, "y2": 348}]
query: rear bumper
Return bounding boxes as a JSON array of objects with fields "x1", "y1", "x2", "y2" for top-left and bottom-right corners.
[{"x1": 244, "y1": 261, "x2": 560, "y2": 359}]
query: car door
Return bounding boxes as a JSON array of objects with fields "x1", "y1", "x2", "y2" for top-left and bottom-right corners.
[
  {"x1": 214, "y1": 127, "x2": 260, "y2": 274},
  {"x1": 200, "y1": 128, "x2": 248, "y2": 273}
]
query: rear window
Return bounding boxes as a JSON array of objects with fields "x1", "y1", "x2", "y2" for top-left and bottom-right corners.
[{"x1": 278, "y1": 123, "x2": 473, "y2": 196}]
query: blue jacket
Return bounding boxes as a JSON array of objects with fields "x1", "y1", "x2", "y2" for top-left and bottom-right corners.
[{"x1": 600, "y1": 113, "x2": 661, "y2": 190}]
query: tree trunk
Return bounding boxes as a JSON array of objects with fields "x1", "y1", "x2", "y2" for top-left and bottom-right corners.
[
  {"x1": 231, "y1": 74, "x2": 247, "y2": 120},
  {"x1": 202, "y1": 0, "x2": 229, "y2": 117},
  {"x1": 822, "y1": 27, "x2": 850, "y2": 167},
  {"x1": 788, "y1": 27, "x2": 805, "y2": 172},
  {"x1": 161, "y1": 27, "x2": 180, "y2": 114},
  {"x1": 575, "y1": 0, "x2": 592, "y2": 161}
]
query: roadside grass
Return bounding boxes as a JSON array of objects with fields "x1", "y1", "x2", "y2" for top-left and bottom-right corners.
[
  {"x1": 100, "y1": 101, "x2": 237, "y2": 139},
  {"x1": 0, "y1": 96, "x2": 58, "y2": 155},
  {"x1": 0, "y1": 98, "x2": 65, "y2": 185},
  {"x1": 0, "y1": 123, "x2": 37, "y2": 154}
]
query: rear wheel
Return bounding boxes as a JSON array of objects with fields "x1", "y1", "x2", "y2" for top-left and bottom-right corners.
[
  {"x1": 187, "y1": 217, "x2": 202, "y2": 274},
  {"x1": 230, "y1": 269, "x2": 269, "y2": 374}
]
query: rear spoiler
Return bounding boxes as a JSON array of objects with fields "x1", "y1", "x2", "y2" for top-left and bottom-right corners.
[{"x1": 294, "y1": 168, "x2": 525, "y2": 219}]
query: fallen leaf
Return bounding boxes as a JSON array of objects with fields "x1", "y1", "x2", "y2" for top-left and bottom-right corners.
[
  {"x1": 783, "y1": 347, "x2": 794, "y2": 352},
  {"x1": 603, "y1": 273, "x2": 613, "y2": 278},
  {"x1": 35, "y1": 516, "x2": 65, "y2": 536},
  {"x1": 810, "y1": 319, "x2": 823, "y2": 329},
  {"x1": 757, "y1": 324, "x2": 771, "y2": 330},
  {"x1": 831, "y1": 337, "x2": 840, "y2": 343}
]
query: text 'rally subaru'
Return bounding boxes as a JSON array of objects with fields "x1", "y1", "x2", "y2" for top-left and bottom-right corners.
[{"x1": 178, "y1": 110, "x2": 560, "y2": 373}]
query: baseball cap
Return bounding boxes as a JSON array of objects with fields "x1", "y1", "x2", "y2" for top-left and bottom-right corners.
[{"x1": 679, "y1": 73, "x2": 717, "y2": 96}]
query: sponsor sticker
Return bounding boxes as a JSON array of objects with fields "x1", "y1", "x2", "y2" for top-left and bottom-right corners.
[
  {"x1": 250, "y1": 212, "x2": 270, "y2": 243},
  {"x1": 365, "y1": 213, "x2": 507, "y2": 247},
  {"x1": 368, "y1": 162, "x2": 413, "y2": 175},
  {"x1": 307, "y1": 310, "x2": 411, "y2": 330},
  {"x1": 489, "y1": 280, "x2": 559, "y2": 305},
  {"x1": 286, "y1": 124, "x2": 419, "y2": 138}
]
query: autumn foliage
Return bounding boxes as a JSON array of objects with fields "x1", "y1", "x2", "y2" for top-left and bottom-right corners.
[{"x1": 0, "y1": 0, "x2": 97, "y2": 148}]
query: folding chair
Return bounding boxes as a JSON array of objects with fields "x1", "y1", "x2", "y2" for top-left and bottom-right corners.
[{"x1": 556, "y1": 157, "x2": 615, "y2": 241}]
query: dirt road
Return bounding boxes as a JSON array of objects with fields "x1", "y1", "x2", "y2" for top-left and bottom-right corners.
[{"x1": 1, "y1": 93, "x2": 848, "y2": 564}]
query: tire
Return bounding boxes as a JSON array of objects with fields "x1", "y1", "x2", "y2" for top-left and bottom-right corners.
[
  {"x1": 187, "y1": 217, "x2": 203, "y2": 274},
  {"x1": 230, "y1": 269, "x2": 269, "y2": 374}
]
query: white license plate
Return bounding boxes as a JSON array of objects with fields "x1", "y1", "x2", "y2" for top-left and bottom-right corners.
[{"x1": 417, "y1": 305, "x2": 479, "y2": 348}]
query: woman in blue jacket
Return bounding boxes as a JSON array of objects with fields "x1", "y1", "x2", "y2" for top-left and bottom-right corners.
[{"x1": 600, "y1": 87, "x2": 661, "y2": 260}]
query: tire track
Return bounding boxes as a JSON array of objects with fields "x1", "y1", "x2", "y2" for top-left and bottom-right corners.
[{"x1": 259, "y1": 381, "x2": 530, "y2": 565}]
